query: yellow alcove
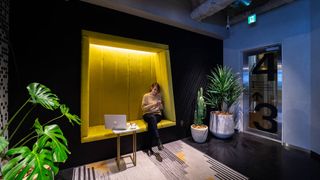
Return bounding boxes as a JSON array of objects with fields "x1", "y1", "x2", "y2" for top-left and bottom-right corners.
[{"x1": 81, "y1": 30, "x2": 176, "y2": 143}]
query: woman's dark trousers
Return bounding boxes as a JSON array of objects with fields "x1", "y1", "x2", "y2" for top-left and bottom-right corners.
[{"x1": 143, "y1": 113, "x2": 162, "y2": 150}]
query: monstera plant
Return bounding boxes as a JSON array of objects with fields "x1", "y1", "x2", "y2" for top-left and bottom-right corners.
[{"x1": 0, "y1": 82, "x2": 81, "y2": 179}]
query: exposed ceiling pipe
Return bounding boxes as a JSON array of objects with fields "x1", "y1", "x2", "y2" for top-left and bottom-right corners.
[
  {"x1": 191, "y1": 0, "x2": 236, "y2": 21},
  {"x1": 190, "y1": 0, "x2": 201, "y2": 9}
]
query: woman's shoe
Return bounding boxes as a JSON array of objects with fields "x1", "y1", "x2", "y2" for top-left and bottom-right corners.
[
  {"x1": 154, "y1": 153, "x2": 163, "y2": 162},
  {"x1": 157, "y1": 139, "x2": 164, "y2": 151},
  {"x1": 147, "y1": 148, "x2": 154, "y2": 156}
]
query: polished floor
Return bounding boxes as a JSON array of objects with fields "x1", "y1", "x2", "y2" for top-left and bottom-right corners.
[
  {"x1": 183, "y1": 132, "x2": 320, "y2": 180},
  {"x1": 57, "y1": 132, "x2": 320, "y2": 180}
]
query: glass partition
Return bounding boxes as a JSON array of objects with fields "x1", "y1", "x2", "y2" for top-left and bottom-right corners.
[{"x1": 243, "y1": 44, "x2": 282, "y2": 140}]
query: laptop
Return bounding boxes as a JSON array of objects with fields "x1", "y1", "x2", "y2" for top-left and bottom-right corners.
[{"x1": 104, "y1": 114, "x2": 127, "y2": 130}]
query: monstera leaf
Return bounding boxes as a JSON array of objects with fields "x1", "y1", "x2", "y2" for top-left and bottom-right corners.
[
  {"x1": 0, "y1": 82, "x2": 79, "y2": 179},
  {"x1": 0, "y1": 136, "x2": 9, "y2": 153},
  {"x1": 27, "y1": 83, "x2": 60, "y2": 110},
  {"x1": 34, "y1": 120, "x2": 70, "y2": 162},
  {"x1": 60, "y1": 104, "x2": 81, "y2": 125},
  {"x1": 2, "y1": 146, "x2": 58, "y2": 180}
]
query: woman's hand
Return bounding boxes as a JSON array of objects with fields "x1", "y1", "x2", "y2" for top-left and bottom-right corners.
[
  {"x1": 157, "y1": 100, "x2": 163, "y2": 110},
  {"x1": 150, "y1": 101, "x2": 161, "y2": 111}
]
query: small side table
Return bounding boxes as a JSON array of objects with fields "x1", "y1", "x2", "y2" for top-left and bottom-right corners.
[{"x1": 112, "y1": 126, "x2": 140, "y2": 169}]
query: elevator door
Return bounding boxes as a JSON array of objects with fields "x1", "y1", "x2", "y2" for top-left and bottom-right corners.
[{"x1": 243, "y1": 45, "x2": 282, "y2": 140}]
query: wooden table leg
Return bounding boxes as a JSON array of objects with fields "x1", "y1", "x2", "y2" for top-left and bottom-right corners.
[
  {"x1": 133, "y1": 131, "x2": 136, "y2": 166},
  {"x1": 117, "y1": 135, "x2": 120, "y2": 169}
]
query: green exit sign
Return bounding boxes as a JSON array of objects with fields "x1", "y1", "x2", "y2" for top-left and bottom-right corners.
[{"x1": 248, "y1": 14, "x2": 256, "y2": 24}]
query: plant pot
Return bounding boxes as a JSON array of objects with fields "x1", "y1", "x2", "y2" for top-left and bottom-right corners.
[
  {"x1": 209, "y1": 111, "x2": 234, "y2": 139},
  {"x1": 191, "y1": 124, "x2": 208, "y2": 143}
]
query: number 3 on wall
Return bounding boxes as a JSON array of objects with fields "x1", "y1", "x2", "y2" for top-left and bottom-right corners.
[{"x1": 254, "y1": 103, "x2": 278, "y2": 133}]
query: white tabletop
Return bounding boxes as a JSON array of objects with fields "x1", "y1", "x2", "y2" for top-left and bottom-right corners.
[{"x1": 112, "y1": 125, "x2": 140, "y2": 134}]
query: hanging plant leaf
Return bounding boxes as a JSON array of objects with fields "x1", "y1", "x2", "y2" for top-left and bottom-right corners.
[
  {"x1": 34, "y1": 118, "x2": 43, "y2": 135},
  {"x1": 27, "y1": 83, "x2": 60, "y2": 110},
  {"x1": 60, "y1": 104, "x2": 81, "y2": 125}
]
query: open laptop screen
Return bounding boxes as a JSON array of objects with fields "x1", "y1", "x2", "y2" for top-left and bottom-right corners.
[{"x1": 104, "y1": 114, "x2": 127, "y2": 130}]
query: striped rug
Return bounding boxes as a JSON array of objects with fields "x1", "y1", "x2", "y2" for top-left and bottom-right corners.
[{"x1": 71, "y1": 140, "x2": 248, "y2": 180}]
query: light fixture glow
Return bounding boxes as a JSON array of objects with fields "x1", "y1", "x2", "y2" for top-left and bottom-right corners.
[
  {"x1": 239, "y1": 0, "x2": 251, "y2": 6},
  {"x1": 248, "y1": 14, "x2": 256, "y2": 24},
  {"x1": 90, "y1": 44, "x2": 156, "y2": 55}
]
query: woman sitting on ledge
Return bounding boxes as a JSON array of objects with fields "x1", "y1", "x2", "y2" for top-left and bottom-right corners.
[{"x1": 141, "y1": 82, "x2": 164, "y2": 156}]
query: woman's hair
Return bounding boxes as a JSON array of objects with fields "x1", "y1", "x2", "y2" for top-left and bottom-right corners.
[{"x1": 149, "y1": 82, "x2": 160, "y2": 92}]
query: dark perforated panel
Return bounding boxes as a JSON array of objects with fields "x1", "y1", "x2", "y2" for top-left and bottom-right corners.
[{"x1": 0, "y1": 0, "x2": 9, "y2": 141}]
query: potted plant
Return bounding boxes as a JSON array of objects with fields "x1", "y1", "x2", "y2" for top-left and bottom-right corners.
[
  {"x1": 0, "y1": 82, "x2": 80, "y2": 179},
  {"x1": 191, "y1": 87, "x2": 208, "y2": 143},
  {"x1": 205, "y1": 66, "x2": 243, "y2": 139}
]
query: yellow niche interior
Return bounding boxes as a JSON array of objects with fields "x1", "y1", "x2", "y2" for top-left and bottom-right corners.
[{"x1": 81, "y1": 30, "x2": 176, "y2": 143}]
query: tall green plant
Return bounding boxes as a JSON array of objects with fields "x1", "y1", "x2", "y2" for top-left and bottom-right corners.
[
  {"x1": 194, "y1": 87, "x2": 207, "y2": 125},
  {"x1": 0, "y1": 82, "x2": 81, "y2": 179},
  {"x1": 205, "y1": 66, "x2": 243, "y2": 113}
]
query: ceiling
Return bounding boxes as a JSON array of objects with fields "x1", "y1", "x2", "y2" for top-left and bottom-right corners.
[
  {"x1": 190, "y1": 0, "x2": 295, "y2": 25},
  {"x1": 81, "y1": 0, "x2": 295, "y2": 39}
]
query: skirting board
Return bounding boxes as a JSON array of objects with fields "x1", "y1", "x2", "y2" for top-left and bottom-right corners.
[{"x1": 311, "y1": 151, "x2": 320, "y2": 161}]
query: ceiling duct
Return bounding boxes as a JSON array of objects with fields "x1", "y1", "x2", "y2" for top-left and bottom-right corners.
[
  {"x1": 191, "y1": 0, "x2": 236, "y2": 21},
  {"x1": 230, "y1": 0, "x2": 295, "y2": 24}
]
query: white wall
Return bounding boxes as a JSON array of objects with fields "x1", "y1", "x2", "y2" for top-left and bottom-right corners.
[
  {"x1": 310, "y1": 0, "x2": 320, "y2": 154},
  {"x1": 224, "y1": 0, "x2": 312, "y2": 150}
]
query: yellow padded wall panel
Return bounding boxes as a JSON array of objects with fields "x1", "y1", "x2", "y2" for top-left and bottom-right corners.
[
  {"x1": 128, "y1": 53, "x2": 157, "y2": 120},
  {"x1": 89, "y1": 45, "x2": 158, "y2": 125},
  {"x1": 81, "y1": 36, "x2": 90, "y2": 137},
  {"x1": 154, "y1": 51, "x2": 175, "y2": 121},
  {"x1": 89, "y1": 45, "x2": 130, "y2": 126},
  {"x1": 163, "y1": 50, "x2": 176, "y2": 121}
]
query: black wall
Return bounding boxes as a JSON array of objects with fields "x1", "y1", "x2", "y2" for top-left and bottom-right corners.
[{"x1": 9, "y1": 0, "x2": 222, "y2": 169}]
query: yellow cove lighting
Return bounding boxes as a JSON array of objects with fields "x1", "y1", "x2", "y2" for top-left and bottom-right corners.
[
  {"x1": 81, "y1": 30, "x2": 176, "y2": 143},
  {"x1": 90, "y1": 44, "x2": 156, "y2": 55}
]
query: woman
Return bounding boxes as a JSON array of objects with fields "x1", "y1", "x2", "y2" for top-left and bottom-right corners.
[{"x1": 141, "y1": 82, "x2": 164, "y2": 156}]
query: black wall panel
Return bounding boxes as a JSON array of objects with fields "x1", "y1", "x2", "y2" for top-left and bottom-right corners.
[
  {"x1": 0, "y1": 0, "x2": 9, "y2": 142},
  {"x1": 9, "y1": 0, "x2": 222, "y2": 169}
]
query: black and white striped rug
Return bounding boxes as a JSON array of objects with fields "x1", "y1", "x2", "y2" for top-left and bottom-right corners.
[{"x1": 72, "y1": 140, "x2": 248, "y2": 180}]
